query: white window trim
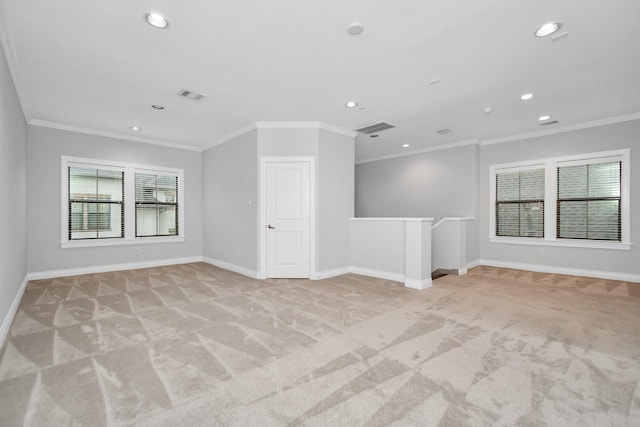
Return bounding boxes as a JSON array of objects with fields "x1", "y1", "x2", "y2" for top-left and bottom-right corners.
[
  {"x1": 61, "y1": 156, "x2": 185, "y2": 248},
  {"x1": 489, "y1": 149, "x2": 631, "y2": 250}
]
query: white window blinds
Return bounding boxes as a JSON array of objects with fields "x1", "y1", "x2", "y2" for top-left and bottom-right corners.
[
  {"x1": 557, "y1": 161, "x2": 621, "y2": 241},
  {"x1": 135, "y1": 172, "x2": 179, "y2": 237},
  {"x1": 496, "y1": 168, "x2": 545, "y2": 238},
  {"x1": 68, "y1": 166, "x2": 124, "y2": 240}
]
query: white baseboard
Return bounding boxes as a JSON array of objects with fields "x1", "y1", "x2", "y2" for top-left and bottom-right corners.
[
  {"x1": 349, "y1": 267, "x2": 405, "y2": 284},
  {"x1": 0, "y1": 275, "x2": 29, "y2": 349},
  {"x1": 477, "y1": 259, "x2": 640, "y2": 283},
  {"x1": 315, "y1": 267, "x2": 351, "y2": 280},
  {"x1": 27, "y1": 256, "x2": 205, "y2": 281},
  {"x1": 203, "y1": 257, "x2": 260, "y2": 279},
  {"x1": 404, "y1": 278, "x2": 433, "y2": 290},
  {"x1": 467, "y1": 259, "x2": 481, "y2": 270}
]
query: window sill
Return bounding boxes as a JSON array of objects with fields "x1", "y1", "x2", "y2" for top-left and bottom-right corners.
[
  {"x1": 61, "y1": 236, "x2": 184, "y2": 249},
  {"x1": 489, "y1": 237, "x2": 631, "y2": 250}
]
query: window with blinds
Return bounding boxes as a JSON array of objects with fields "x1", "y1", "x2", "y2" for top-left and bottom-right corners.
[
  {"x1": 557, "y1": 161, "x2": 621, "y2": 241},
  {"x1": 68, "y1": 166, "x2": 124, "y2": 240},
  {"x1": 490, "y1": 149, "x2": 629, "y2": 248},
  {"x1": 62, "y1": 156, "x2": 184, "y2": 247},
  {"x1": 496, "y1": 168, "x2": 545, "y2": 238},
  {"x1": 135, "y1": 173, "x2": 179, "y2": 237}
]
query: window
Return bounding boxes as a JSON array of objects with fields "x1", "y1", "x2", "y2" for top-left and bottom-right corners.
[
  {"x1": 496, "y1": 168, "x2": 544, "y2": 238},
  {"x1": 62, "y1": 157, "x2": 184, "y2": 247},
  {"x1": 68, "y1": 167, "x2": 124, "y2": 240},
  {"x1": 490, "y1": 149, "x2": 630, "y2": 249},
  {"x1": 557, "y1": 161, "x2": 621, "y2": 240},
  {"x1": 135, "y1": 172, "x2": 179, "y2": 237}
]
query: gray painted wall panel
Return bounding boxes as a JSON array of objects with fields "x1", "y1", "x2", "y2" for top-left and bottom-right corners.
[
  {"x1": 317, "y1": 129, "x2": 354, "y2": 272},
  {"x1": 0, "y1": 43, "x2": 27, "y2": 328},
  {"x1": 355, "y1": 144, "x2": 478, "y2": 220},
  {"x1": 202, "y1": 130, "x2": 258, "y2": 270},
  {"x1": 26, "y1": 126, "x2": 203, "y2": 273}
]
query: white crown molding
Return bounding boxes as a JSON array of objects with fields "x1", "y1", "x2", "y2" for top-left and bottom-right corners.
[
  {"x1": 255, "y1": 121, "x2": 357, "y2": 137},
  {"x1": 0, "y1": 16, "x2": 33, "y2": 123},
  {"x1": 480, "y1": 112, "x2": 640, "y2": 146},
  {"x1": 255, "y1": 121, "x2": 322, "y2": 129},
  {"x1": 202, "y1": 121, "x2": 356, "y2": 152},
  {"x1": 201, "y1": 123, "x2": 258, "y2": 151},
  {"x1": 356, "y1": 139, "x2": 479, "y2": 165},
  {"x1": 29, "y1": 119, "x2": 202, "y2": 152},
  {"x1": 318, "y1": 122, "x2": 358, "y2": 138}
]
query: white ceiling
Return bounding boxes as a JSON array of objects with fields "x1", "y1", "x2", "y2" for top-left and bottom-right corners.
[{"x1": 1, "y1": 0, "x2": 639, "y2": 162}]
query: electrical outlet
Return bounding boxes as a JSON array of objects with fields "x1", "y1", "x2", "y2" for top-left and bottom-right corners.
[
  {"x1": 134, "y1": 247, "x2": 141, "y2": 255},
  {"x1": 537, "y1": 249, "x2": 545, "y2": 256}
]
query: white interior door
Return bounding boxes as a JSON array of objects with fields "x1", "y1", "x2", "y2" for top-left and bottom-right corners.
[{"x1": 265, "y1": 162, "x2": 310, "y2": 278}]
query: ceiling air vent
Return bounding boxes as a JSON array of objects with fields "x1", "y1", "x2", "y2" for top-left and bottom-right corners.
[
  {"x1": 540, "y1": 120, "x2": 559, "y2": 126},
  {"x1": 355, "y1": 121, "x2": 395, "y2": 135},
  {"x1": 436, "y1": 128, "x2": 452, "y2": 135},
  {"x1": 178, "y1": 89, "x2": 206, "y2": 100}
]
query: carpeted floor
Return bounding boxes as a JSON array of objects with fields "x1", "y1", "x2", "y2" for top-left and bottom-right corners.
[{"x1": 0, "y1": 263, "x2": 639, "y2": 426}]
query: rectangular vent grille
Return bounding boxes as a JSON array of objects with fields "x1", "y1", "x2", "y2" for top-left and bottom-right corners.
[
  {"x1": 436, "y1": 128, "x2": 452, "y2": 135},
  {"x1": 178, "y1": 89, "x2": 206, "y2": 100},
  {"x1": 355, "y1": 122, "x2": 395, "y2": 134}
]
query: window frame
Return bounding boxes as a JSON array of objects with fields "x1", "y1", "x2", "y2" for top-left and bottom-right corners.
[
  {"x1": 61, "y1": 156, "x2": 185, "y2": 248},
  {"x1": 495, "y1": 164, "x2": 546, "y2": 239},
  {"x1": 134, "y1": 170, "x2": 180, "y2": 238},
  {"x1": 489, "y1": 149, "x2": 631, "y2": 250}
]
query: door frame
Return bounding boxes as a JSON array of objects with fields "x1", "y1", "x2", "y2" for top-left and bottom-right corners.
[{"x1": 258, "y1": 156, "x2": 315, "y2": 279}]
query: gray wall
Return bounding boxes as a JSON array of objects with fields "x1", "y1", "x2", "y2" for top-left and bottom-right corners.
[
  {"x1": 26, "y1": 126, "x2": 203, "y2": 273},
  {"x1": 0, "y1": 43, "x2": 27, "y2": 332},
  {"x1": 317, "y1": 129, "x2": 354, "y2": 272},
  {"x1": 479, "y1": 120, "x2": 640, "y2": 276},
  {"x1": 355, "y1": 144, "x2": 478, "y2": 220},
  {"x1": 202, "y1": 130, "x2": 258, "y2": 270},
  {"x1": 257, "y1": 127, "x2": 319, "y2": 157},
  {"x1": 355, "y1": 144, "x2": 479, "y2": 263}
]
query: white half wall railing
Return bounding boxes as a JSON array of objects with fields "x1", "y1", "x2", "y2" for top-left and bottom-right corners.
[
  {"x1": 350, "y1": 218, "x2": 434, "y2": 289},
  {"x1": 431, "y1": 217, "x2": 474, "y2": 274}
]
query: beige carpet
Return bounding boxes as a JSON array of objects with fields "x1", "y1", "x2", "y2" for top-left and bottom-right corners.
[{"x1": 0, "y1": 263, "x2": 639, "y2": 426}]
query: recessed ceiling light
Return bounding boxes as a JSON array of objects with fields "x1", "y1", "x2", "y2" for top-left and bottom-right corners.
[
  {"x1": 345, "y1": 101, "x2": 358, "y2": 108},
  {"x1": 129, "y1": 126, "x2": 141, "y2": 131},
  {"x1": 535, "y1": 22, "x2": 562, "y2": 37},
  {"x1": 520, "y1": 93, "x2": 534, "y2": 101},
  {"x1": 347, "y1": 23, "x2": 364, "y2": 36},
  {"x1": 152, "y1": 104, "x2": 165, "y2": 110},
  {"x1": 402, "y1": 144, "x2": 410, "y2": 148},
  {"x1": 145, "y1": 12, "x2": 169, "y2": 29},
  {"x1": 483, "y1": 107, "x2": 493, "y2": 114},
  {"x1": 429, "y1": 79, "x2": 441, "y2": 86},
  {"x1": 538, "y1": 115, "x2": 551, "y2": 121}
]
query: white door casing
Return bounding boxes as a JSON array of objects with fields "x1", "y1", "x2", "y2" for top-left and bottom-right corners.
[{"x1": 261, "y1": 159, "x2": 312, "y2": 278}]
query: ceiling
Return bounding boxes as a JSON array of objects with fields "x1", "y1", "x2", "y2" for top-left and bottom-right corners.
[{"x1": 1, "y1": 0, "x2": 639, "y2": 162}]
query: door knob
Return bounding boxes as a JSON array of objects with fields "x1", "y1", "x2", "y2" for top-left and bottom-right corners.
[{"x1": 267, "y1": 224, "x2": 276, "y2": 229}]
